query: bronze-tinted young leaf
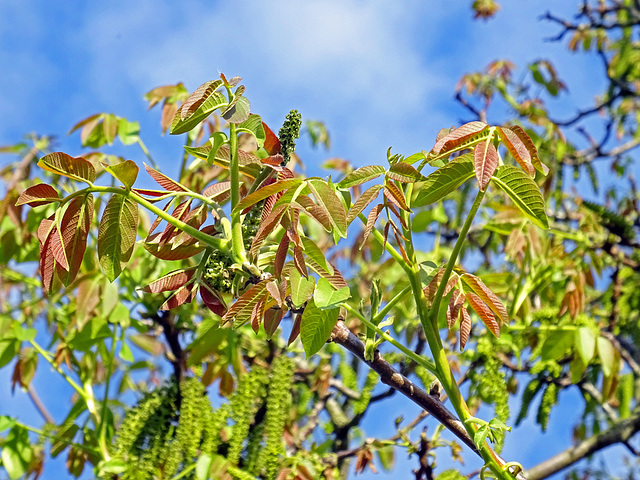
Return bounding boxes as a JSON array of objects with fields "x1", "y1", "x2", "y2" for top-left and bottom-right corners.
[
  {"x1": 15, "y1": 184, "x2": 61, "y2": 207},
  {"x1": 132, "y1": 188, "x2": 171, "y2": 199},
  {"x1": 273, "y1": 234, "x2": 290, "y2": 279},
  {"x1": 171, "y1": 88, "x2": 227, "y2": 135},
  {"x1": 337, "y1": 165, "x2": 386, "y2": 189},
  {"x1": 383, "y1": 182, "x2": 411, "y2": 212},
  {"x1": 102, "y1": 160, "x2": 139, "y2": 188},
  {"x1": 57, "y1": 194, "x2": 94, "y2": 286},
  {"x1": 38, "y1": 219, "x2": 58, "y2": 294},
  {"x1": 262, "y1": 121, "x2": 281, "y2": 155},
  {"x1": 412, "y1": 154, "x2": 475, "y2": 207},
  {"x1": 199, "y1": 285, "x2": 227, "y2": 317},
  {"x1": 295, "y1": 195, "x2": 333, "y2": 231},
  {"x1": 235, "y1": 179, "x2": 302, "y2": 212},
  {"x1": 264, "y1": 307, "x2": 285, "y2": 339},
  {"x1": 491, "y1": 165, "x2": 549, "y2": 230},
  {"x1": 307, "y1": 179, "x2": 347, "y2": 238},
  {"x1": 144, "y1": 234, "x2": 205, "y2": 261},
  {"x1": 202, "y1": 181, "x2": 232, "y2": 202},
  {"x1": 181, "y1": 80, "x2": 223, "y2": 120},
  {"x1": 447, "y1": 289, "x2": 465, "y2": 329},
  {"x1": 38, "y1": 152, "x2": 96, "y2": 184},
  {"x1": 387, "y1": 163, "x2": 425, "y2": 183},
  {"x1": 347, "y1": 184, "x2": 383, "y2": 225},
  {"x1": 144, "y1": 163, "x2": 187, "y2": 192},
  {"x1": 361, "y1": 204, "x2": 383, "y2": 248},
  {"x1": 432, "y1": 121, "x2": 489, "y2": 155},
  {"x1": 461, "y1": 273, "x2": 509, "y2": 325},
  {"x1": 158, "y1": 199, "x2": 192, "y2": 248},
  {"x1": 142, "y1": 267, "x2": 197, "y2": 293},
  {"x1": 474, "y1": 141, "x2": 499, "y2": 191},
  {"x1": 249, "y1": 204, "x2": 288, "y2": 257},
  {"x1": 465, "y1": 291, "x2": 500, "y2": 338},
  {"x1": 221, "y1": 280, "x2": 268, "y2": 326},
  {"x1": 506, "y1": 125, "x2": 549, "y2": 175},
  {"x1": 98, "y1": 195, "x2": 138, "y2": 282},
  {"x1": 250, "y1": 296, "x2": 266, "y2": 333},
  {"x1": 161, "y1": 102, "x2": 178, "y2": 135},
  {"x1": 68, "y1": 113, "x2": 101, "y2": 135},
  {"x1": 496, "y1": 126, "x2": 535, "y2": 176},
  {"x1": 288, "y1": 313, "x2": 302, "y2": 345},
  {"x1": 306, "y1": 257, "x2": 347, "y2": 290},
  {"x1": 160, "y1": 282, "x2": 197, "y2": 311},
  {"x1": 459, "y1": 308, "x2": 471, "y2": 351},
  {"x1": 301, "y1": 236, "x2": 333, "y2": 275}
]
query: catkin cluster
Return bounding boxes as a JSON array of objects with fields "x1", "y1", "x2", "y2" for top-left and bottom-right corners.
[
  {"x1": 278, "y1": 110, "x2": 302, "y2": 164},
  {"x1": 203, "y1": 250, "x2": 234, "y2": 293}
]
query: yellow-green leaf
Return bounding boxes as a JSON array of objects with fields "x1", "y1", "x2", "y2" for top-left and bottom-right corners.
[
  {"x1": 98, "y1": 195, "x2": 138, "y2": 282},
  {"x1": 491, "y1": 165, "x2": 549, "y2": 230},
  {"x1": 413, "y1": 154, "x2": 475, "y2": 207},
  {"x1": 300, "y1": 298, "x2": 339, "y2": 357},
  {"x1": 38, "y1": 152, "x2": 96, "y2": 184}
]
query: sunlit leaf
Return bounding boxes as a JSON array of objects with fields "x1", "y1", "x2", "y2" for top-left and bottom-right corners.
[
  {"x1": 461, "y1": 273, "x2": 509, "y2": 325},
  {"x1": 235, "y1": 179, "x2": 302, "y2": 212},
  {"x1": 506, "y1": 125, "x2": 549, "y2": 175},
  {"x1": 300, "y1": 298, "x2": 339, "y2": 357},
  {"x1": 290, "y1": 267, "x2": 315, "y2": 308},
  {"x1": 361, "y1": 204, "x2": 383, "y2": 248},
  {"x1": 160, "y1": 282, "x2": 198, "y2": 310},
  {"x1": 221, "y1": 280, "x2": 268, "y2": 326},
  {"x1": 347, "y1": 184, "x2": 383, "y2": 225},
  {"x1": 597, "y1": 336, "x2": 616, "y2": 377},
  {"x1": 102, "y1": 160, "x2": 139, "y2": 188},
  {"x1": 143, "y1": 267, "x2": 197, "y2": 293},
  {"x1": 432, "y1": 121, "x2": 489, "y2": 156},
  {"x1": 307, "y1": 179, "x2": 347, "y2": 238},
  {"x1": 473, "y1": 140, "x2": 499, "y2": 191},
  {"x1": 144, "y1": 163, "x2": 188, "y2": 192},
  {"x1": 387, "y1": 163, "x2": 425, "y2": 183},
  {"x1": 98, "y1": 195, "x2": 138, "y2": 282},
  {"x1": 491, "y1": 165, "x2": 549, "y2": 230},
  {"x1": 301, "y1": 236, "x2": 333, "y2": 275},
  {"x1": 497, "y1": 126, "x2": 535, "y2": 176},
  {"x1": 459, "y1": 308, "x2": 471, "y2": 350},
  {"x1": 222, "y1": 94, "x2": 251, "y2": 124},
  {"x1": 383, "y1": 182, "x2": 411, "y2": 212},
  {"x1": 338, "y1": 165, "x2": 385, "y2": 189},
  {"x1": 465, "y1": 292, "x2": 500, "y2": 338},
  {"x1": 171, "y1": 80, "x2": 227, "y2": 134},
  {"x1": 236, "y1": 114, "x2": 265, "y2": 148},
  {"x1": 262, "y1": 121, "x2": 281, "y2": 155},
  {"x1": 413, "y1": 154, "x2": 475, "y2": 207},
  {"x1": 57, "y1": 194, "x2": 94, "y2": 286},
  {"x1": 314, "y1": 277, "x2": 350, "y2": 309},
  {"x1": 38, "y1": 152, "x2": 96, "y2": 184},
  {"x1": 575, "y1": 326, "x2": 597, "y2": 365}
]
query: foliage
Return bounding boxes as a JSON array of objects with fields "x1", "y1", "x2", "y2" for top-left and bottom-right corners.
[{"x1": 2, "y1": 2, "x2": 640, "y2": 480}]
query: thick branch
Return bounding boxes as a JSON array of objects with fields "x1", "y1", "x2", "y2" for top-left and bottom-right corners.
[
  {"x1": 524, "y1": 409, "x2": 640, "y2": 480},
  {"x1": 329, "y1": 321, "x2": 479, "y2": 455}
]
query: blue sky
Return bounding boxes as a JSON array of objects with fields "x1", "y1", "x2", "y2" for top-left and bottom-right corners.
[{"x1": 0, "y1": 1, "x2": 629, "y2": 479}]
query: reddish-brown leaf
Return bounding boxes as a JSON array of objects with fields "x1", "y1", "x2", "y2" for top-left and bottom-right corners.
[
  {"x1": 465, "y1": 291, "x2": 500, "y2": 338},
  {"x1": 144, "y1": 233, "x2": 205, "y2": 260},
  {"x1": 383, "y1": 182, "x2": 411, "y2": 212},
  {"x1": 160, "y1": 282, "x2": 197, "y2": 310},
  {"x1": 143, "y1": 267, "x2": 196, "y2": 293},
  {"x1": 57, "y1": 194, "x2": 94, "y2": 286},
  {"x1": 461, "y1": 273, "x2": 509, "y2": 325},
  {"x1": 266, "y1": 281, "x2": 284, "y2": 308},
  {"x1": 161, "y1": 102, "x2": 178, "y2": 134},
  {"x1": 293, "y1": 244, "x2": 307, "y2": 276},
  {"x1": 262, "y1": 121, "x2": 281, "y2": 155},
  {"x1": 49, "y1": 225, "x2": 69, "y2": 272},
  {"x1": 447, "y1": 289, "x2": 465, "y2": 329},
  {"x1": 38, "y1": 152, "x2": 96, "y2": 184},
  {"x1": 288, "y1": 313, "x2": 302, "y2": 345},
  {"x1": 306, "y1": 257, "x2": 347, "y2": 290},
  {"x1": 221, "y1": 280, "x2": 269, "y2": 326},
  {"x1": 459, "y1": 308, "x2": 471, "y2": 351},
  {"x1": 473, "y1": 141, "x2": 499, "y2": 191},
  {"x1": 307, "y1": 179, "x2": 347, "y2": 238},
  {"x1": 264, "y1": 307, "x2": 285, "y2": 339},
  {"x1": 144, "y1": 163, "x2": 187, "y2": 192},
  {"x1": 158, "y1": 199, "x2": 192, "y2": 247},
  {"x1": 497, "y1": 126, "x2": 535, "y2": 176},
  {"x1": 202, "y1": 181, "x2": 231, "y2": 202},
  {"x1": 295, "y1": 195, "x2": 333, "y2": 231},
  {"x1": 40, "y1": 230, "x2": 57, "y2": 294},
  {"x1": 506, "y1": 125, "x2": 549, "y2": 175},
  {"x1": 199, "y1": 284, "x2": 227, "y2": 317},
  {"x1": 432, "y1": 121, "x2": 489, "y2": 155},
  {"x1": 249, "y1": 204, "x2": 288, "y2": 257},
  {"x1": 132, "y1": 188, "x2": 171, "y2": 198},
  {"x1": 15, "y1": 184, "x2": 61, "y2": 207},
  {"x1": 273, "y1": 234, "x2": 290, "y2": 279},
  {"x1": 250, "y1": 296, "x2": 266, "y2": 333},
  {"x1": 147, "y1": 201, "x2": 172, "y2": 238},
  {"x1": 361, "y1": 204, "x2": 383, "y2": 248},
  {"x1": 347, "y1": 184, "x2": 383, "y2": 225},
  {"x1": 235, "y1": 179, "x2": 301, "y2": 212}
]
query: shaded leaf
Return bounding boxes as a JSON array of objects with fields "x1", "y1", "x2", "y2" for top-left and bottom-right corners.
[
  {"x1": 38, "y1": 152, "x2": 96, "y2": 184},
  {"x1": 221, "y1": 280, "x2": 268, "y2": 326},
  {"x1": 160, "y1": 282, "x2": 197, "y2": 310},
  {"x1": 300, "y1": 298, "x2": 340, "y2": 357},
  {"x1": 412, "y1": 154, "x2": 475, "y2": 207},
  {"x1": 491, "y1": 165, "x2": 549, "y2": 230},
  {"x1": 15, "y1": 184, "x2": 60, "y2": 207},
  {"x1": 264, "y1": 307, "x2": 285, "y2": 339},
  {"x1": 98, "y1": 195, "x2": 138, "y2": 282},
  {"x1": 143, "y1": 267, "x2": 197, "y2": 293},
  {"x1": 222, "y1": 94, "x2": 250, "y2": 124},
  {"x1": 200, "y1": 285, "x2": 227, "y2": 317}
]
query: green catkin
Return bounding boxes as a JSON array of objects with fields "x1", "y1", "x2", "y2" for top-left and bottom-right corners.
[
  {"x1": 278, "y1": 110, "x2": 302, "y2": 164},
  {"x1": 536, "y1": 383, "x2": 558, "y2": 432},
  {"x1": 264, "y1": 356, "x2": 295, "y2": 480},
  {"x1": 242, "y1": 201, "x2": 263, "y2": 251},
  {"x1": 226, "y1": 464, "x2": 259, "y2": 480},
  {"x1": 516, "y1": 379, "x2": 542, "y2": 426},
  {"x1": 229, "y1": 367, "x2": 268, "y2": 464},
  {"x1": 582, "y1": 199, "x2": 635, "y2": 240},
  {"x1": 201, "y1": 403, "x2": 232, "y2": 458},
  {"x1": 244, "y1": 421, "x2": 266, "y2": 476},
  {"x1": 617, "y1": 373, "x2": 634, "y2": 419},
  {"x1": 203, "y1": 249, "x2": 234, "y2": 293},
  {"x1": 353, "y1": 370, "x2": 379, "y2": 415},
  {"x1": 337, "y1": 361, "x2": 358, "y2": 393}
]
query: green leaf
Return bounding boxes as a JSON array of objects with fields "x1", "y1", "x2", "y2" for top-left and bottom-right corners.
[
  {"x1": 11, "y1": 324, "x2": 36, "y2": 342},
  {"x1": 597, "y1": 336, "x2": 616, "y2": 377},
  {"x1": 171, "y1": 89, "x2": 227, "y2": 134},
  {"x1": 236, "y1": 114, "x2": 265, "y2": 148},
  {"x1": 412, "y1": 154, "x2": 475, "y2": 207},
  {"x1": 338, "y1": 165, "x2": 386, "y2": 189},
  {"x1": 102, "y1": 160, "x2": 139, "y2": 188},
  {"x1": 68, "y1": 317, "x2": 112, "y2": 351},
  {"x1": 315, "y1": 277, "x2": 350, "y2": 309},
  {"x1": 540, "y1": 331, "x2": 573, "y2": 361},
  {"x1": 222, "y1": 94, "x2": 251, "y2": 123},
  {"x1": 2, "y1": 426, "x2": 33, "y2": 480},
  {"x1": 0, "y1": 416, "x2": 17, "y2": 432},
  {"x1": 38, "y1": 152, "x2": 96, "y2": 184},
  {"x1": 117, "y1": 118, "x2": 140, "y2": 145},
  {"x1": 491, "y1": 165, "x2": 549, "y2": 230},
  {"x1": 301, "y1": 236, "x2": 333, "y2": 275},
  {"x1": 290, "y1": 268, "x2": 315, "y2": 308},
  {"x1": 473, "y1": 424, "x2": 490, "y2": 448},
  {"x1": 235, "y1": 179, "x2": 302, "y2": 212},
  {"x1": 387, "y1": 162, "x2": 425, "y2": 183},
  {"x1": 575, "y1": 327, "x2": 596, "y2": 365},
  {"x1": 300, "y1": 298, "x2": 339, "y2": 357},
  {"x1": 98, "y1": 195, "x2": 139, "y2": 281}
]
